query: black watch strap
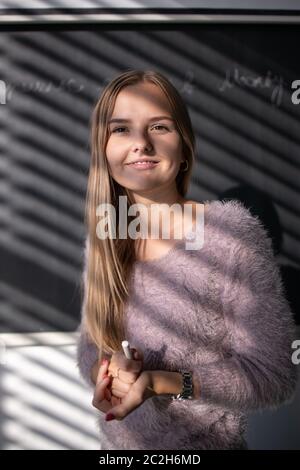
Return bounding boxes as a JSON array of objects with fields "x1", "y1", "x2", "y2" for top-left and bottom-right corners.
[{"x1": 172, "y1": 370, "x2": 193, "y2": 401}]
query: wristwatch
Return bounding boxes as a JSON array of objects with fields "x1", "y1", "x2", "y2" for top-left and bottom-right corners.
[{"x1": 171, "y1": 370, "x2": 194, "y2": 401}]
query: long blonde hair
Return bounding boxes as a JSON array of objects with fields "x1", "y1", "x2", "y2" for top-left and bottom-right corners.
[{"x1": 82, "y1": 69, "x2": 195, "y2": 356}]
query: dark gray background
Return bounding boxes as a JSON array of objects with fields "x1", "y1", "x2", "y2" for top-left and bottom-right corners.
[{"x1": 0, "y1": 23, "x2": 299, "y2": 333}]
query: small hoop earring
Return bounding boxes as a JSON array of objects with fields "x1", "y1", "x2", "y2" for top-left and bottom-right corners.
[{"x1": 181, "y1": 160, "x2": 189, "y2": 172}]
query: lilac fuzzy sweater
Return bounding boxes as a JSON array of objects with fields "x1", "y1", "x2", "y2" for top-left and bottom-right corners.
[{"x1": 76, "y1": 200, "x2": 298, "y2": 450}]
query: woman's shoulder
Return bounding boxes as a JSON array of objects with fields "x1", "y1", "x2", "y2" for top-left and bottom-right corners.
[
  {"x1": 204, "y1": 198, "x2": 266, "y2": 231},
  {"x1": 196, "y1": 198, "x2": 273, "y2": 254},
  {"x1": 184, "y1": 197, "x2": 254, "y2": 221},
  {"x1": 185, "y1": 198, "x2": 258, "y2": 230},
  {"x1": 209, "y1": 199, "x2": 274, "y2": 260}
]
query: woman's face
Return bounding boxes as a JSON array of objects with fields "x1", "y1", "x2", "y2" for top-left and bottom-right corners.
[{"x1": 105, "y1": 82, "x2": 184, "y2": 195}]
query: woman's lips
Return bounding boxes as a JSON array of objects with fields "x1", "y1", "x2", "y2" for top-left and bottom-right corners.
[{"x1": 126, "y1": 161, "x2": 159, "y2": 170}]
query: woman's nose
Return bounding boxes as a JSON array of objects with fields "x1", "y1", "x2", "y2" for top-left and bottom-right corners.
[{"x1": 132, "y1": 137, "x2": 153, "y2": 153}]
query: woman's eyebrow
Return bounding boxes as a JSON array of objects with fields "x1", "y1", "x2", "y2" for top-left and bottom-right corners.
[{"x1": 108, "y1": 116, "x2": 174, "y2": 124}]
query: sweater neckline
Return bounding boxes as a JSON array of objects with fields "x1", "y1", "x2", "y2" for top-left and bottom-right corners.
[{"x1": 134, "y1": 200, "x2": 213, "y2": 267}]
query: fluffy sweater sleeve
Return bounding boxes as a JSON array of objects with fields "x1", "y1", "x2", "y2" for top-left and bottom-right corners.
[
  {"x1": 75, "y1": 236, "x2": 99, "y2": 389},
  {"x1": 193, "y1": 202, "x2": 298, "y2": 411}
]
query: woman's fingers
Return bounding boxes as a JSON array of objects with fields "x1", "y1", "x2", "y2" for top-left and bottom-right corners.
[
  {"x1": 111, "y1": 395, "x2": 122, "y2": 407},
  {"x1": 108, "y1": 362, "x2": 142, "y2": 385},
  {"x1": 106, "y1": 350, "x2": 143, "y2": 401},
  {"x1": 92, "y1": 359, "x2": 113, "y2": 412},
  {"x1": 131, "y1": 347, "x2": 144, "y2": 363},
  {"x1": 115, "y1": 369, "x2": 140, "y2": 385},
  {"x1": 110, "y1": 376, "x2": 131, "y2": 398},
  {"x1": 109, "y1": 352, "x2": 142, "y2": 375},
  {"x1": 92, "y1": 375, "x2": 112, "y2": 412},
  {"x1": 96, "y1": 358, "x2": 110, "y2": 384},
  {"x1": 99, "y1": 359, "x2": 113, "y2": 401},
  {"x1": 104, "y1": 387, "x2": 112, "y2": 401},
  {"x1": 106, "y1": 349, "x2": 144, "y2": 401},
  {"x1": 106, "y1": 374, "x2": 149, "y2": 421}
]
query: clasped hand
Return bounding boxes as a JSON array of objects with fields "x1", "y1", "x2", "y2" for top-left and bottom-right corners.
[{"x1": 92, "y1": 348, "x2": 155, "y2": 421}]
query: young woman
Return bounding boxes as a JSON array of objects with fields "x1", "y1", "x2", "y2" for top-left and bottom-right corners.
[{"x1": 76, "y1": 69, "x2": 298, "y2": 450}]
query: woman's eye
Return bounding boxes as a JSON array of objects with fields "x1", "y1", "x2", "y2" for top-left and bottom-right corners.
[
  {"x1": 112, "y1": 127, "x2": 127, "y2": 133},
  {"x1": 111, "y1": 125, "x2": 168, "y2": 134}
]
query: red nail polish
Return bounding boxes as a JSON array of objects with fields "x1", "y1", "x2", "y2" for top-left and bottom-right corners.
[
  {"x1": 100, "y1": 358, "x2": 108, "y2": 366},
  {"x1": 105, "y1": 413, "x2": 115, "y2": 421}
]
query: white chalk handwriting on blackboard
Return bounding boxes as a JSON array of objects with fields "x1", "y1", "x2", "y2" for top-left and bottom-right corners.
[
  {"x1": 180, "y1": 70, "x2": 195, "y2": 96},
  {"x1": 4, "y1": 78, "x2": 85, "y2": 101},
  {"x1": 219, "y1": 68, "x2": 284, "y2": 107}
]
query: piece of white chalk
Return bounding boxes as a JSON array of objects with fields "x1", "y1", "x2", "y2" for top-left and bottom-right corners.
[{"x1": 122, "y1": 340, "x2": 133, "y2": 360}]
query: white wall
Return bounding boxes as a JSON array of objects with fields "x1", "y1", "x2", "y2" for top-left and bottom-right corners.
[
  {"x1": 0, "y1": 332, "x2": 299, "y2": 449},
  {"x1": 0, "y1": 333, "x2": 99, "y2": 450}
]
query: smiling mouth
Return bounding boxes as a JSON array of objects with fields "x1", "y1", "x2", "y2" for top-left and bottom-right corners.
[
  {"x1": 126, "y1": 160, "x2": 159, "y2": 165},
  {"x1": 126, "y1": 161, "x2": 160, "y2": 170}
]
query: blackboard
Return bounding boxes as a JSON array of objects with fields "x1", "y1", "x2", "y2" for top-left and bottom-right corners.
[{"x1": 0, "y1": 23, "x2": 299, "y2": 332}]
